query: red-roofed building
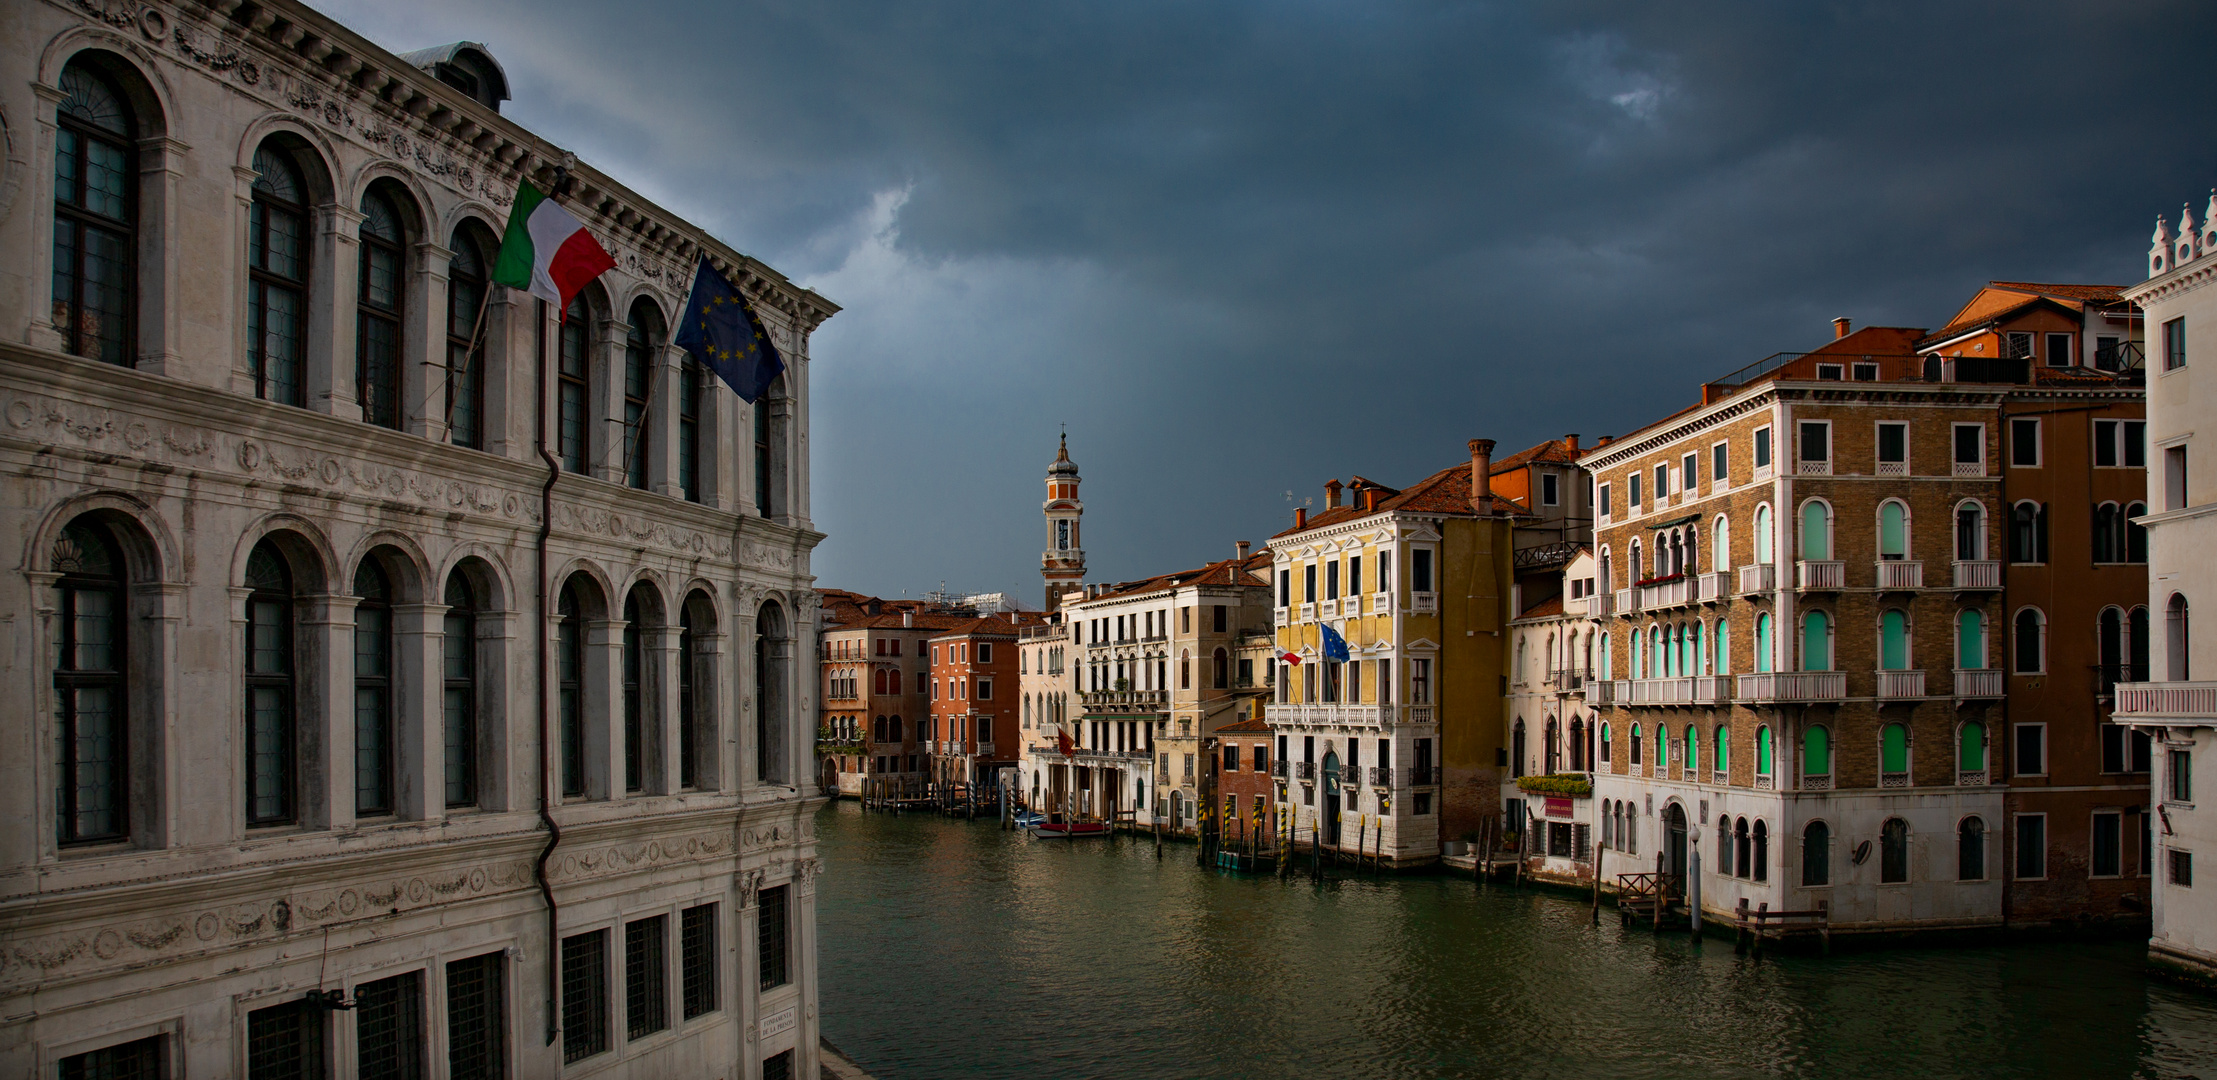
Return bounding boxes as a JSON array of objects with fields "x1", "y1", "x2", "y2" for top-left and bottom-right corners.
[
  {"x1": 928, "y1": 613, "x2": 1043, "y2": 790},
  {"x1": 817, "y1": 591, "x2": 990, "y2": 798}
]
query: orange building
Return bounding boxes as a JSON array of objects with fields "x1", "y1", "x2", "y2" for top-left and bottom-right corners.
[
  {"x1": 817, "y1": 591, "x2": 979, "y2": 797},
  {"x1": 928, "y1": 614, "x2": 1041, "y2": 789},
  {"x1": 1214, "y1": 713, "x2": 1280, "y2": 853}
]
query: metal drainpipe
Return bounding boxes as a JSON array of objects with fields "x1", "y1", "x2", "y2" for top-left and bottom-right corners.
[{"x1": 531, "y1": 294, "x2": 565, "y2": 1047}]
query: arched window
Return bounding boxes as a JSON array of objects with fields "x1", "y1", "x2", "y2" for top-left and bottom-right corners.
[
  {"x1": 1754, "y1": 613, "x2": 1773, "y2": 673},
  {"x1": 1878, "y1": 500, "x2": 1909, "y2": 560},
  {"x1": 442, "y1": 572, "x2": 479, "y2": 809},
  {"x1": 1512, "y1": 719, "x2": 1527, "y2": 778},
  {"x1": 1713, "y1": 724, "x2": 1729, "y2": 776},
  {"x1": 624, "y1": 300, "x2": 662, "y2": 489},
  {"x1": 1684, "y1": 724, "x2": 1698, "y2": 774},
  {"x1": 2094, "y1": 503, "x2": 2122, "y2": 564},
  {"x1": 1801, "y1": 610, "x2": 1832, "y2": 671},
  {"x1": 2014, "y1": 608, "x2": 2046, "y2": 674},
  {"x1": 2131, "y1": 605, "x2": 2152, "y2": 681},
  {"x1": 1179, "y1": 651, "x2": 1192, "y2": 690},
  {"x1": 1600, "y1": 722, "x2": 1611, "y2": 763},
  {"x1": 1598, "y1": 632, "x2": 1611, "y2": 680},
  {"x1": 1881, "y1": 817, "x2": 1910, "y2": 883},
  {"x1": 1880, "y1": 609, "x2": 1909, "y2": 670},
  {"x1": 1689, "y1": 622, "x2": 1703, "y2": 677},
  {"x1": 1881, "y1": 722, "x2": 1909, "y2": 780},
  {"x1": 52, "y1": 518, "x2": 128, "y2": 843},
  {"x1": 755, "y1": 386, "x2": 779, "y2": 518},
  {"x1": 1630, "y1": 629, "x2": 1643, "y2": 679},
  {"x1": 2099, "y1": 606, "x2": 2125, "y2": 692},
  {"x1": 1753, "y1": 504, "x2": 1773, "y2": 563},
  {"x1": 1958, "y1": 817, "x2": 1986, "y2": 880},
  {"x1": 357, "y1": 187, "x2": 407, "y2": 429},
  {"x1": 248, "y1": 142, "x2": 310, "y2": 406},
  {"x1": 1802, "y1": 821, "x2": 1830, "y2": 886},
  {"x1": 2127, "y1": 502, "x2": 2150, "y2": 564},
  {"x1": 1213, "y1": 648, "x2": 1229, "y2": 689},
  {"x1": 756, "y1": 600, "x2": 790, "y2": 784},
  {"x1": 1958, "y1": 609, "x2": 1986, "y2": 670},
  {"x1": 1802, "y1": 725, "x2": 1830, "y2": 780},
  {"x1": 1630, "y1": 723, "x2": 1643, "y2": 765},
  {"x1": 1754, "y1": 726, "x2": 1772, "y2": 777},
  {"x1": 353, "y1": 558, "x2": 396, "y2": 817},
  {"x1": 1544, "y1": 718, "x2": 1559, "y2": 774},
  {"x1": 679, "y1": 592, "x2": 711, "y2": 790},
  {"x1": 1800, "y1": 500, "x2": 1831, "y2": 561},
  {"x1": 2010, "y1": 501, "x2": 2049, "y2": 564},
  {"x1": 1958, "y1": 721, "x2": 1985, "y2": 775},
  {"x1": 1734, "y1": 817, "x2": 1751, "y2": 877},
  {"x1": 1752, "y1": 820, "x2": 1769, "y2": 882},
  {"x1": 559, "y1": 294, "x2": 593, "y2": 472},
  {"x1": 245, "y1": 540, "x2": 298, "y2": 825},
  {"x1": 2168, "y1": 593, "x2": 2191, "y2": 681},
  {"x1": 445, "y1": 224, "x2": 493, "y2": 449},
  {"x1": 1955, "y1": 501, "x2": 1985, "y2": 561},
  {"x1": 1714, "y1": 618, "x2": 1729, "y2": 675},
  {"x1": 1655, "y1": 720, "x2": 1669, "y2": 770},
  {"x1": 1569, "y1": 718, "x2": 1585, "y2": 771},
  {"x1": 558, "y1": 580, "x2": 589, "y2": 798},
  {"x1": 53, "y1": 61, "x2": 138, "y2": 365},
  {"x1": 679, "y1": 357, "x2": 705, "y2": 503},
  {"x1": 1713, "y1": 515, "x2": 1731, "y2": 571},
  {"x1": 1717, "y1": 818, "x2": 1731, "y2": 873}
]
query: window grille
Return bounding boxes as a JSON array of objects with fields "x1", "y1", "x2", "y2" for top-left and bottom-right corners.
[
  {"x1": 758, "y1": 885, "x2": 790, "y2": 991},
  {"x1": 562, "y1": 930, "x2": 610, "y2": 1062},
  {"x1": 247, "y1": 998, "x2": 325, "y2": 1079},
  {"x1": 446, "y1": 953, "x2": 506, "y2": 1080},
  {"x1": 354, "y1": 970, "x2": 424, "y2": 1080},
  {"x1": 682, "y1": 903, "x2": 719, "y2": 1019},
  {"x1": 763, "y1": 1049, "x2": 794, "y2": 1080},
  {"x1": 626, "y1": 916, "x2": 669, "y2": 1039},
  {"x1": 58, "y1": 1035, "x2": 162, "y2": 1080}
]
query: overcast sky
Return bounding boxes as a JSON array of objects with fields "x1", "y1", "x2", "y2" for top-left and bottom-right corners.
[{"x1": 316, "y1": 0, "x2": 2217, "y2": 602}]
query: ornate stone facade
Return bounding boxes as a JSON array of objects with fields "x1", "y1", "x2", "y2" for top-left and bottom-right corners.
[{"x1": 1, "y1": 0, "x2": 834, "y2": 1075}]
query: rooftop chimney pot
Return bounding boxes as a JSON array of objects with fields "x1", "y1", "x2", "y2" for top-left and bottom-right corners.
[
  {"x1": 1469, "y1": 439, "x2": 1495, "y2": 508},
  {"x1": 1236, "y1": 540, "x2": 1251, "y2": 561},
  {"x1": 1566, "y1": 433, "x2": 1580, "y2": 454},
  {"x1": 1295, "y1": 507, "x2": 1309, "y2": 529},
  {"x1": 1833, "y1": 317, "x2": 1852, "y2": 339}
]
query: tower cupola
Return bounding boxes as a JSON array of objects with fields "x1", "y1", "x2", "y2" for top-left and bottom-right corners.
[{"x1": 1042, "y1": 434, "x2": 1085, "y2": 611}]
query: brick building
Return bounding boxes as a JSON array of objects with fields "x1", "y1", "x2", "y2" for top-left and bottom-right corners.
[
  {"x1": 927, "y1": 615, "x2": 1036, "y2": 790},
  {"x1": 1214, "y1": 714, "x2": 1280, "y2": 853},
  {"x1": 816, "y1": 593, "x2": 980, "y2": 798}
]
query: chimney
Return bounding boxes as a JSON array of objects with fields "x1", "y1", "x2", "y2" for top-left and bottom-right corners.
[
  {"x1": 1596, "y1": 435, "x2": 1615, "y2": 448},
  {"x1": 1469, "y1": 439, "x2": 1495, "y2": 507},
  {"x1": 1295, "y1": 507, "x2": 1309, "y2": 529},
  {"x1": 1325, "y1": 479, "x2": 1343, "y2": 508},
  {"x1": 1363, "y1": 489, "x2": 1380, "y2": 513},
  {"x1": 1236, "y1": 540, "x2": 1251, "y2": 561},
  {"x1": 903, "y1": 610, "x2": 914, "y2": 628},
  {"x1": 1833, "y1": 317, "x2": 1852, "y2": 339},
  {"x1": 1565, "y1": 433, "x2": 1580, "y2": 454}
]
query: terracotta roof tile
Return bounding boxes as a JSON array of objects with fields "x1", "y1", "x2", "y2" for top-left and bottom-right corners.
[
  {"x1": 1274, "y1": 462, "x2": 1525, "y2": 539},
  {"x1": 1518, "y1": 595, "x2": 1565, "y2": 619},
  {"x1": 1217, "y1": 715, "x2": 1274, "y2": 734}
]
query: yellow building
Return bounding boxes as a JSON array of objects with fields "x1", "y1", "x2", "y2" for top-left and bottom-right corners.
[{"x1": 1268, "y1": 440, "x2": 1523, "y2": 863}]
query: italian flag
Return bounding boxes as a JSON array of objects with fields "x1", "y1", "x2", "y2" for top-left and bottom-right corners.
[{"x1": 493, "y1": 182, "x2": 616, "y2": 310}]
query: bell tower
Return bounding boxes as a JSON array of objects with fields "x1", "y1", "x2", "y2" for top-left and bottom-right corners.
[{"x1": 1042, "y1": 433, "x2": 1085, "y2": 611}]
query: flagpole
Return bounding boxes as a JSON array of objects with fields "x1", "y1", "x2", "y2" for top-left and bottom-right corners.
[
  {"x1": 623, "y1": 350, "x2": 670, "y2": 489},
  {"x1": 443, "y1": 287, "x2": 494, "y2": 432}
]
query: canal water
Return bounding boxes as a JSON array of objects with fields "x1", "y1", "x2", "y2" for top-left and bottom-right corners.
[{"x1": 814, "y1": 801, "x2": 2217, "y2": 1080}]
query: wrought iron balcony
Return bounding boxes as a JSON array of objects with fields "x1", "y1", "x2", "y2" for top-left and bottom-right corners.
[{"x1": 1294, "y1": 761, "x2": 1317, "y2": 781}]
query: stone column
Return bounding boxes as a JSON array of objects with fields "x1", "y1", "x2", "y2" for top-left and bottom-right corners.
[
  {"x1": 654, "y1": 342, "x2": 687, "y2": 500},
  {"x1": 409, "y1": 240, "x2": 454, "y2": 442},
  {"x1": 397, "y1": 600, "x2": 446, "y2": 821},
  {"x1": 690, "y1": 628, "x2": 729, "y2": 792},
  {"x1": 733, "y1": 590, "x2": 761, "y2": 789},
  {"x1": 651, "y1": 622, "x2": 682, "y2": 796},
  {"x1": 479, "y1": 608, "x2": 520, "y2": 812},
  {"x1": 795, "y1": 858, "x2": 823, "y2": 1080},
  {"x1": 136, "y1": 135, "x2": 189, "y2": 374},
  {"x1": 138, "y1": 580, "x2": 186, "y2": 849},
  {"x1": 587, "y1": 618, "x2": 623, "y2": 802},
  {"x1": 304, "y1": 593, "x2": 361, "y2": 830},
  {"x1": 23, "y1": 83, "x2": 67, "y2": 353},
  {"x1": 592, "y1": 311, "x2": 628, "y2": 485},
  {"x1": 311, "y1": 204, "x2": 367, "y2": 421}
]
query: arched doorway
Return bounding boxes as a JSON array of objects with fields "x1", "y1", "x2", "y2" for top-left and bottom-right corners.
[
  {"x1": 1322, "y1": 750, "x2": 1343, "y2": 846},
  {"x1": 1665, "y1": 802, "x2": 1689, "y2": 885}
]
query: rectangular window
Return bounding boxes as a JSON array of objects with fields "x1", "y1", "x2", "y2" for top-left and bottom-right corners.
[
  {"x1": 2096, "y1": 420, "x2": 2121, "y2": 467},
  {"x1": 2174, "y1": 748, "x2": 2195, "y2": 802},
  {"x1": 58, "y1": 1036, "x2": 164, "y2": 1080},
  {"x1": 2097, "y1": 335, "x2": 2123, "y2": 370},
  {"x1": 1541, "y1": 472, "x2": 1559, "y2": 506},
  {"x1": 1853, "y1": 362, "x2": 1879, "y2": 381},
  {"x1": 2016, "y1": 814, "x2": 2047, "y2": 879},
  {"x1": 355, "y1": 970, "x2": 425, "y2": 1080},
  {"x1": 2165, "y1": 316, "x2": 2186, "y2": 371},
  {"x1": 1815, "y1": 362, "x2": 1844, "y2": 380},
  {"x1": 978, "y1": 642, "x2": 992, "y2": 663},
  {"x1": 1954, "y1": 424, "x2": 1984, "y2": 467},
  {"x1": 2167, "y1": 445, "x2": 2189, "y2": 511},
  {"x1": 1754, "y1": 426, "x2": 1772, "y2": 470},
  {"x1": 1411, "y1": 550, "x2": 1433, "y2": 593},
  {"x1": 1304, "y1": 565, "x2": 1317, "y2": 602},
  {"x1": 1224, "y1": 744, "x2": 1240, "y2": 771},
  {"x1": 2173, "y1": 849, "x2": 2195, "y2": 887},
  {"x1": 2010, "y1": 418, "x2": 2042, "y2": 467},
  {"x1": 764, "y1": 1050, "x2": 794, "y2": 1080},
  {"x1": 977, "y1": 679, "x2": 992, "y2": 700},
  {"x1": 1598, "y1": 482, "x2": 1612, "y2": 517},
  {"x1": 1412, "y1": 658, "x2": 1432, "y2": 704},
  {"x1": 1683, "y1": 454, "x2": 1698, "y2": 494},
  {"x1": 1213, "y1": 604, "x2": 1228, "y2": 632},
  {"x1": 1799, "y1": 420, "x2": 1829, "y2": 464},
  {"x1": 1629, "y1": 472, "x2": 1643, "y2": 508},
  {"x1": 2046, "y1": 332, "x2": 2073, "y2": 368},
  {"x1": 2006, "y1": 331, "x2": 2035, "y2": 360},
  {"x1": 2093, "y1": 811, "x2": 2122, "y2": 877},
  {"x1": 2015, "y1": 724, "x2": 2046, "y2": 777},
  {"x1": 1877, "y1": 422, "x2": 1907, "y2": 467},
  {"x1": 626, "y1": 915, "x2": 668, "y2": 1040},
  {"x1": 2127, "y1": 421, "x2": 2147, "y2": 468},
  {"x1": 248, "y1": 999, "x2": 326, "y2": 1080},
  {"x1": 1278, "y1": 569, "x2": 1290, "y2": 607},
  {"x1": 1255, "y1": 743, "x2": 1270, "y2": 775},
  {"x1": 1712, "y1": 442, "x2": 1728, "y2": 482},
  {"x1": 561, "y1": 929, "x2": 610, "y2": 1063},
  {"x1": 1326, "y1": 560, "x2": 1340, "y2": 600},
  {"x1": 758, "y1": 885, "x2": 790, "y2": 991},
  {"x1": 446, "y1": 952, "x2": 506, "y2": 1080},
  {"x1": 1654, "y1": 464, "x2": 1669, "y2": 499}
]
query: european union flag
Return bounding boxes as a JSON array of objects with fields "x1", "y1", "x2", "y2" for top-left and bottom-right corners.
[
  {"x1": 674, "y1": 257, "x2": 786, "y2": 403},
  {"x1": 1320, "y1": 623, "x2": 1351, "y2": 663}
]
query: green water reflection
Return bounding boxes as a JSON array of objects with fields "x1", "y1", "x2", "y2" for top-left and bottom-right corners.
[{"x1": 814, "y1": 801, "x2": 2217, "y2": 1080}]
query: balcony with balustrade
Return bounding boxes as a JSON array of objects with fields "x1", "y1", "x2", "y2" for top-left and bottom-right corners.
[
  {"x1": 1735, "y1": 671, "x2": 1847, "y2": 703},
  {"x1": 1265, "y1": 704, "x2": 1398, "y2": 727},
  {"x1": 1796, "y1": 560, "x2": 1844, "y2": 591},
  {"x1": 1410, "y1": 592, "x2": 1438, "y2": 613},
  {"x1": 1951, "y1": 560, "x2": 2001, "y2": 590},
  {"x1": 1627, "y1": 677, "x2": 1694, "y2": 706},
  {"x1": 1697, "y1": 571, "x2": 1728, "y2": 604},
  {"x1": 1693, "y1": 675, "x2": 1731, "y2": 705},
  {"x1": 1635, "y1": 575, "x2": 1693, "y2": 611},
  {"x1": 1954, "y1": 669, "x2": 2003, "y2": 700},
  {"x1": 2113, "y1": 681, "x2": 2217, "y2": 727},
  {"x1": 1550, "y1": 669, "x2": 1589, "y2": 694},
  {"x1": 1080, "y1": 688, "x2": 1168, "y2": 711},
  {"x1": 1589, "y1": 680, "x2": 1621, "y2": 706},
  {"x1": 1590, "y1": 591, "x2": 1617, "y2": 618},
  {"x1": 1874, "y1": 560, "x2": 1923, "y2": 591},
  {"x1": 1612, "y1": 588, "x2": 1638, "y2": 618},
  {"x1": 1738, "y1": 563, "x2": 1776, "y2": 596},
  {"x1": 1876, "y1": 670, "x2": 1926, "y2": 700}
]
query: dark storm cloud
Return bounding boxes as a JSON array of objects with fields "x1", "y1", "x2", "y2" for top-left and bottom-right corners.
[{"x1": 317, "y1": 0, "x2": 2217, "y2": 599}]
